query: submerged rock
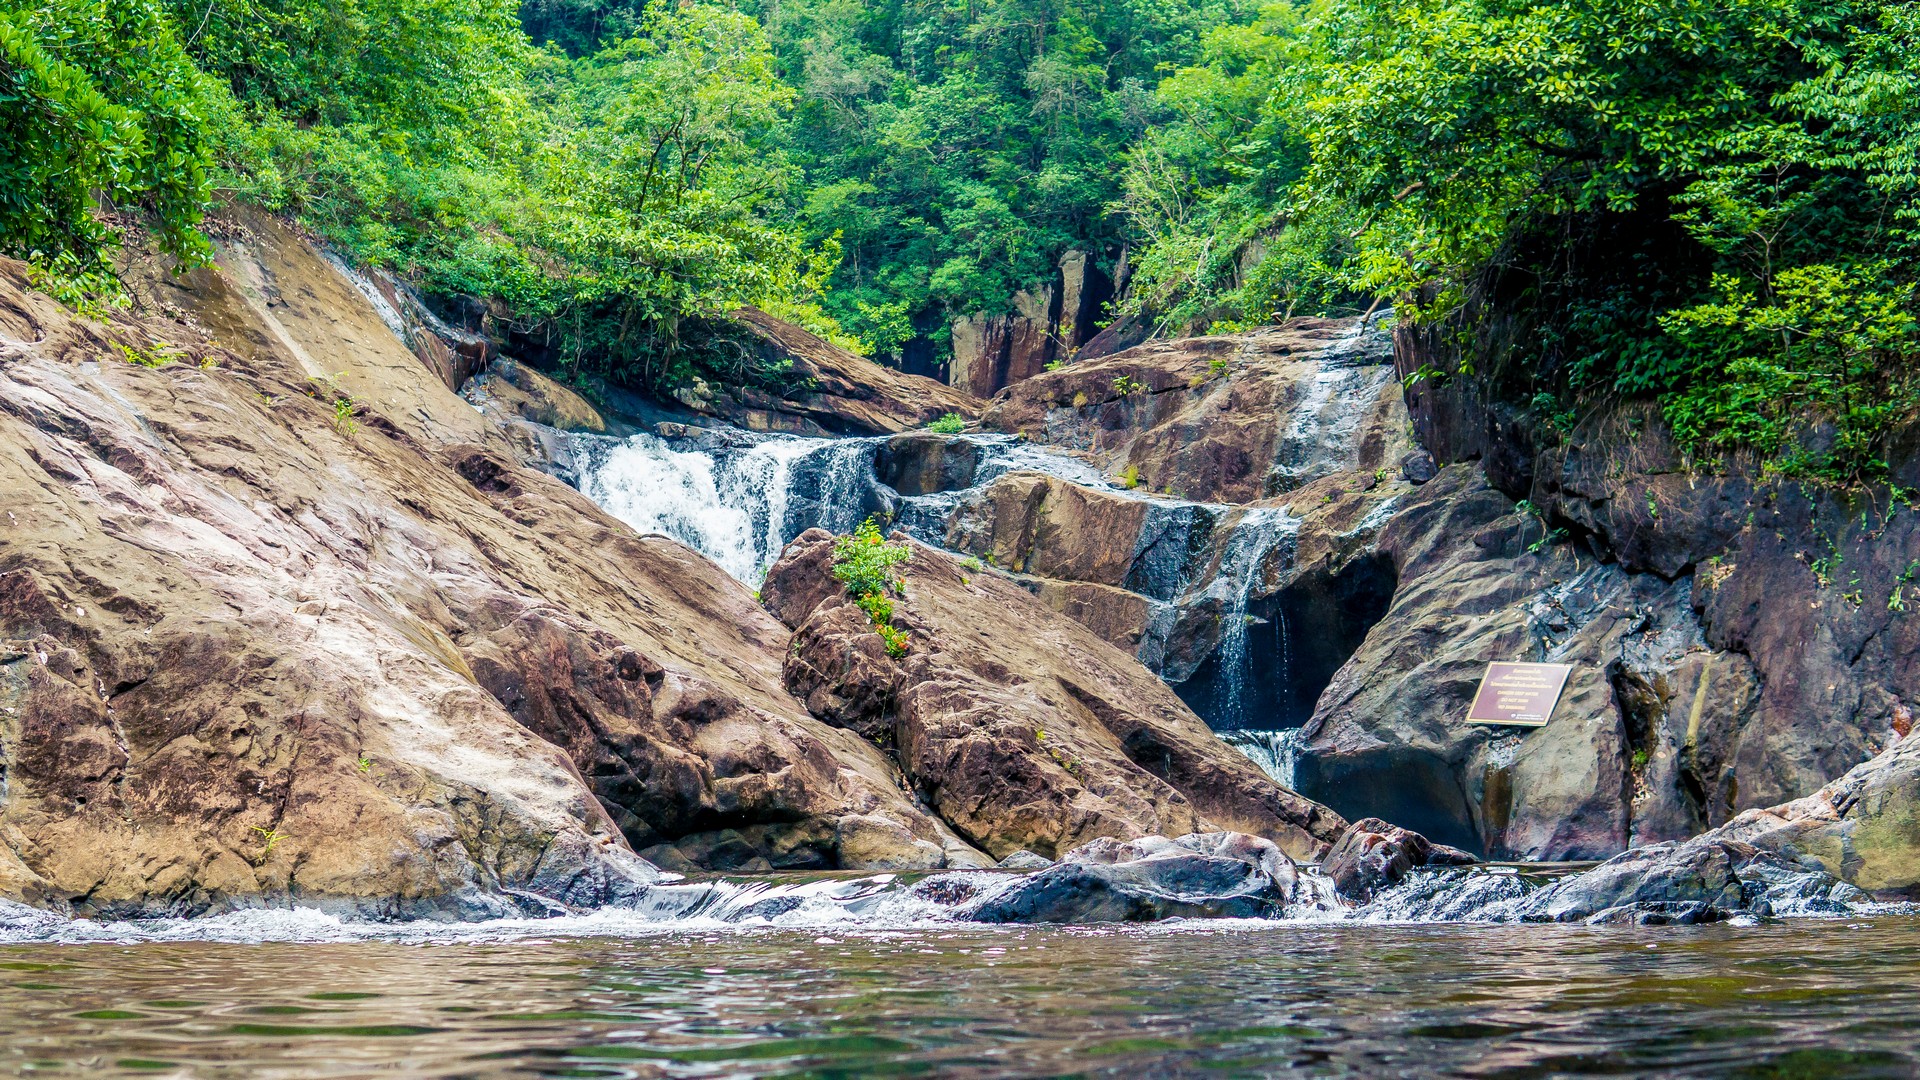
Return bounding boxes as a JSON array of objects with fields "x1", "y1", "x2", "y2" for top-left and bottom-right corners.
[{"x1": 970, "y1": 832, "x2": 1297, "y2": 923}]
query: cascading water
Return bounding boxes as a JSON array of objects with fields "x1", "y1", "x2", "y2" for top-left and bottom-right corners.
[
  {"x1": 1220, "y1": 728, "x2": 1310, "y2": 790},
  {"x1": 572, "y1": 432, "x2": 875, "y2": 582},
  {"x1": 570, "y1": 429, "x2": 1116, "y2": 585},
  {"x1": 567, "y1": 425, "x2": 1318, "y2": 734},
  {"x1": 1180, "y1": 506, "x2": 1299, "y2": 729}
]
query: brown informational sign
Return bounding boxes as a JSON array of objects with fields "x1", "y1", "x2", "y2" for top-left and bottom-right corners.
[{"x1": 1467, "y1": 661, "x2": 1573, "y2": 727}]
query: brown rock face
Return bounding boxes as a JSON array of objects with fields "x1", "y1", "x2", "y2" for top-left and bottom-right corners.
[
  {"x1": 680, "y1": 307, "x2": 981, "y2": 436},
  {"x1": 980, "y1": 316, "x2": 1408, "y2": 504},
  {"x1": 0, "y1": 225, "x2": 991, "y2": 917},
  {"x1": 761, "y1": 529, "x2": 1348, "y2": 862},
  {"x1": 464, "y1": 357, "x2": 609, "y2": 433}
]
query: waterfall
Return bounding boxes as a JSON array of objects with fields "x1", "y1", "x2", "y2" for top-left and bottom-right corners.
[
  {"x1": 570, "y1": 429, "x2": 1120, "y2": 585},
  {"x1": 574, "y1": 432, "x2": 869, "y2": 582},
  {"x1": 1220, "y1": 728, "x2": 1309, "y2": 789},
  {"x1": 1184, "y1": 506, "x2": 1299, "y2": 729}
]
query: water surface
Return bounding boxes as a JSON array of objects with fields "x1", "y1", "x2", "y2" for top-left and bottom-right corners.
[{"x1": 3, "y1": 917, "x2": 1915, "y2": 1077}]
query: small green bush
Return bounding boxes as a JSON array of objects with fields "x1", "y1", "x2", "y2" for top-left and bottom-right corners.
[
  {"x1": 831, "y1": 518, "x2": 911, "y2": 658},
  {"x1": 927, "y1": 412, "x2": 966, "y2": 434}
]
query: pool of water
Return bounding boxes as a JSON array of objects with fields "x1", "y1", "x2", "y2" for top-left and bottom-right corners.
[{"x1": 1, "y1": 917, "x2": 1915, "y2": 1078}]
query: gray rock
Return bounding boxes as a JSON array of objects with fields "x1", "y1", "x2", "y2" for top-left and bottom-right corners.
[
  {"x1": 998, "y1": 849, "x2": 1053, "y2": 871},
  {"x1": 1400, "y1": 448, "x2": 1438, "y2": 483},
  {"x1": 1520, "y1": 836, "x2": 1858, "y2": 922},
  {"x1": 969, "y1": 832, "x2": 1297, "y2": 924}
]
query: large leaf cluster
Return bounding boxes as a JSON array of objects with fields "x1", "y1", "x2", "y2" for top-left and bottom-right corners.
[
  {"x1": 0, "y1": 0, "x2": 214, "y2": 275},
  {"x1": 1130, "y1": 0, "x2": 1920, "y2": 479}
]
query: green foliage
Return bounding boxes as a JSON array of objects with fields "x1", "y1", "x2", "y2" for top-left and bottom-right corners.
[
  {"x1": 1122, "y1": 0, "x2": 1920, "y2": 481},
  {"x1": 117, "y1": 340, "x2": 182, "y2": 368},
  {"x1": 1118, "y1": 463, "x2": 1141, "y2": 489},
  {"x1": 1112, "y1": 374, "x2": 1146, "y2": 396},
  {"x1": 754, "y1": 0, "x2": 1253, "y2": 363},
  {"x1": 831, "y1": 518, "x2": 912, "y2": 657},
  {"x1": 0, "y1": 0, "x2": 216, "y2": 276},
  {"x1": 926, "y1": 412, "x2": 966, "y2": 434}
]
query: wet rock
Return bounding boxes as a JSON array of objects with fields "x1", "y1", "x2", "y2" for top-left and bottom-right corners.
[
  {"x1": 1584, "y1": 901, "x2": 1720, "y2": 926},
  {"x1": 981, "y1": 316, "x2": 1408, "y2": 504},
  {"x1": 761, "y1": 530, "x2": 1349, "y2": 862},
  {"x1": 1293, "y1": 466, "x2": 1766, "y2": 861},
  {"x1": 464, "y1": 357, "x2": 608, "y2": 433},
  {"x1": 1322, "y1": 818, "x2": 1446, "y2": 901},
  {"x1": 1517, "y1": 836, "x2": 1862, "y2": 923},
  {"x1": 970, "y1": 832, "x2": 1297, "y2": 923},
  {"x1": 998, "y1": 849, "x2": 1053, "y2": 871},
  {"x1": 876, "y1": 432, "x2": 984, "y2": 495}
]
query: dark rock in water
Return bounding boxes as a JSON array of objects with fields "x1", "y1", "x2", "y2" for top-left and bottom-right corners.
[
  {"x1": 998, "y1": 850, "x2": 1053, "y2": 871},
  {"x1": 1584, "y1": 901, "x2": 1721, "y2": 926},
  {"x1": 970, "y1": 833, "x2": 1297, "y2": 923},
  {"x1": 876, "y1": 432, "x2": 984, "y2": 495},
  {"x1": 1322, "y1": 817, "x2": 1478, "y2": 901},
  {"x1": 1519, "y1": 836, "x2": 1857, "y2": 923}
]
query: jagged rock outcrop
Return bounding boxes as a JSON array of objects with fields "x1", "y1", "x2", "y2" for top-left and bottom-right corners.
[
  {"x1": 760, "y1": 529, "x2": 1349, "y2": 862},
  {"x1": 980, "y1": 314, "x2": 1408, "y2": 504},
  {"x1": 948, "y1": 251, "x2": 1111, "y2": 397},
  {"x1": 1293, "y1": 466, "x2": 1771, "y2": 859},
  {"x1": 1347, "y1": 322, "x2": 1920, "y2": 863},
  {"x1": 0, "y1": 220, "x2": 999, "y2": 918}
]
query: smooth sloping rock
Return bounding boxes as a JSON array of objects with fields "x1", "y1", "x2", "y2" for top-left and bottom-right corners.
[
  {"x1": 762, "y1": 529, "x2": 1348, "y2": 862},
  {"x1": 0, "y1": 227, "x2": 996, "y2": 917},
  {"x1": 980, "y1": 315, "x2": 1408, "y2": 504},
  {"x1": 970, "y1": 832, "x2": 1297, "y2": 923}
]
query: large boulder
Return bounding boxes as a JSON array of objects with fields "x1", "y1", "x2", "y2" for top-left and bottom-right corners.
[
  {"x1": 970, "y1": 832, "x2": 1298, "y2": 923},
  {"x1": 980, "y1": 315, "x2": 1408, "y2": 504},
  {"x1": 1322, "y1": 817, "x2": 1475, "y2": 902},
  {"x1": 761, "y1": 529, "x2": 1349, "y2": 862},
  {"x1": 1519, "y1": 835, "x2": 1864, "y2": 923},
  {"x1": 1294, "y1": 466, "x2": 1770, "y2": 860},
  {"x1": 0, "y1": 220, "x2": 994, "y2": 919}
]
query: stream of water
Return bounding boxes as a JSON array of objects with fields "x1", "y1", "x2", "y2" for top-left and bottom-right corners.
[{"x1": 4, "y1": 915, "x2": 1916, "y2": 1077}]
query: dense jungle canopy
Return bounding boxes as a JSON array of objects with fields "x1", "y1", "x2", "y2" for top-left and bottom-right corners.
[{"x1": 5, "y1": 0, "x2": 1920, "y2": 477}]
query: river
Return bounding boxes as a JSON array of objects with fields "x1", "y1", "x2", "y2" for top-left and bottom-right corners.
[{"x1": 2, "y1": 915, "x2": 1915, "y2": 1077}]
